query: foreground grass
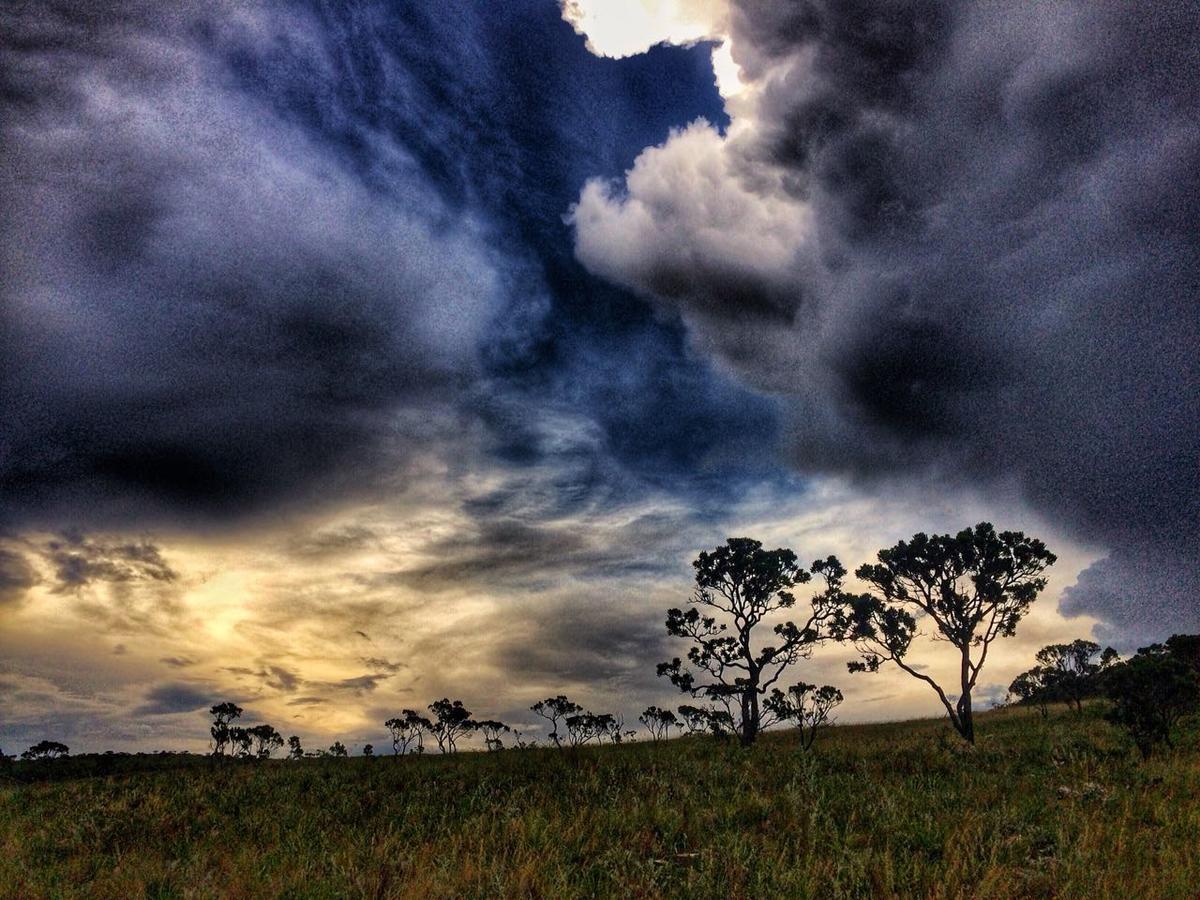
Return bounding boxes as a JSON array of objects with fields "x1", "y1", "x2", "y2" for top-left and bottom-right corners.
[{"x1": 2, "y1": 706, "x2": 1197, "y2": 898}]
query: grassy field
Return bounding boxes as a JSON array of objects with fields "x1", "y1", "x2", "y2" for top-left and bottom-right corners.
[{"x1": 2, "y1": 705, "x2": 1197, "y2": 899}]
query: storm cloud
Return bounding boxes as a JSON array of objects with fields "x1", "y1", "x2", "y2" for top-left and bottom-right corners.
[
  {"x1": 571, "y1": 0, "x2": 1200, "y2": 638},
  {"x1": 0, "y1": 1, "x2": 500, "y2": 528}
]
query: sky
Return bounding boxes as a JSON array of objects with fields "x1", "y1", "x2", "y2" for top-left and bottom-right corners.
[{"x1": 1, "y1": 0, "x2": 1197, "y2": 754}]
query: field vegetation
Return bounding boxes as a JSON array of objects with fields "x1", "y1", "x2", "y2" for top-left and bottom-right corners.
[{"x1": 3, "y1": 704, "x2": 1198, "y2": 899}]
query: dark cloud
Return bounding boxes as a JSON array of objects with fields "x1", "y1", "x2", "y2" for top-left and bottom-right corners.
[
  {"x1": 0, "y1": 548, "x2": 38, "y2": 607},
  {"x1": 380, "y1": 512, "x2": 694, "y2": 594},
  {"x1": 361, "y1": 657, "x2": 406, "y2": 674},
  {"x1": 286, "y1": 696, "x2": 329, "y2": 707},
  {"x1": 325, "y1": 674, "x2": 392, "y2": 694},
  {"x1": 573, "y1": 0, "x2": 1200, "y2": 637},
  {"x1": 43, "y1": 533, "x2": 176, "y2": 593},
  {"x1": 135, "y1": 682, "x2": 212, "y2": 716},
  {"x1": 160, "y1": 657, "x2": 196, "y2": 669},
  {"x1": 0, "y1": 1, "x2": 500, "y2": 529}
]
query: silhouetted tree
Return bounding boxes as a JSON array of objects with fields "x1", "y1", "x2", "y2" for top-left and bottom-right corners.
[
  {"x1": 531, "y1": 695, "x2": 581, "y2": 748},
  {"x1": 677, "y1": 704, "x2": 734, "y2": 738},
  {"x1": 328, "y1": 741, "x2": 348, "y2": 758},
  {"x1": 657, "y1": 538, "x2": 848, "y2": 746},
  {"x1": 564, "y1": 711, "x2": 611, "y2": 746},
  {"x1": 1007, "y1": 668, "x2": 1052, "y2": 717},
  {"x1": 428, "y1": 699, "x2": 475, "y2": 753},
  {"x1": 1138, "y1": 634, "x2": 1200, "y2": 675},
  {"x1": 639, "y1": 706, "x2": 678, "y2": 742},
  {"x1": 597, "y1": 713, "x2": 625, "y2": 744},
  {"x1": 287, "y1": 735, "x2": 304, "y2": 759},
  {"x1": 209, "y1": 701, "x2": 243, "y2": 756},
  {"x1": 1107, "y1": 650, "x2": 1200, "y2": 758},
  {"x1": 475, "y1": 720, "x2": 510, "y2": 751},
  {"x1": 839, "y1": 524, "x2": 1055, "y2": 744},
  {"x1": 229, "y1": 726, "x2": 252, "y2": 758},
  {"x1": 764, "y1": 683, "x2": 843, "y2": 750},
  {"x1": 385, "y1": 710, "x2": 432, "y2": 756},
  {"x1": 362, "y1": 743, "x2": 374, "y2": 758},
  {"x1": 20, "y1": 740, "x2": 69, "y2": 761},
  {"x1": 247, "y1": 724, "x2": 283, "y2": 759},
  {"x1": 1034, "y1": 639, "x2": 1120, "y2": 712}
]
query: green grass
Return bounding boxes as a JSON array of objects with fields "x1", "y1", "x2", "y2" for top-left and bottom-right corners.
[{"x1": 2, "y1": 705, "x2": 1197, "y2": 898}]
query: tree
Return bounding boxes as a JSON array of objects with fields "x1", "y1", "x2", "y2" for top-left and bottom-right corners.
[
  {"x1": 597, "y1": 713, "x2": 625, "y2": 744},
  {"x1": 287, "y1": 735, "x2": 304, "y2": 759},
  {"x1": 763, "y1": 683, "x2": 843, "y2": 750},
  {"x1": 328, "y1": 741, "x2": 348, "y2": 758},
  {"x1": 1034, "y1": 639, "x2": 1119, "y2": 712},
  {"x1": 20, "y1": 740, "x2": 69, "y2": 761},
  {"x1": 1138, "y1": 634, "x2": 1200, "y2": 675},
  {"x1": 229, "y1": 726, "x2": 252, "y2": 758},
  {"x1": 530, "y1": 695, "x2": 581, "y2": 748},
  {"x1": 209, "y1": 701, "x2": 243, "y2": 756},
  {"x1": 1106, "y1": 651, "x2": 1200, "y2": 758},
  {"x1": 428, "y1": 699, "x2": 475, "y2": 753},
  {"x1": 385, "y1": 710, "x2": 432, "y2": 756},
  {"x1": 839, "y1": 524, "x2": 1055, "y2": 743},
  {"x1": 639, "y1": 706, "x2": 679, "y2": 742},
  {"x1": 362, "y1": 744, "x2": 374, "y2": 759},
  {"x1": 247, "y1": 724, "x2": 283, "y2": 759},
  {"x1": 1007, "y1": 668, "x2": 1052, "y2": 717},
  {"x1": 657, "y1": 538, "x2": 848, "y2": 746},
  {"x1": 677, "y1": 704, "x2": 734, "y2": 738},
  {"x1": 561, "y1": 710, "x2": 600, "y2": 748},
  {"x1": 475, "y1": 720, "x2": 510, "y2": 751}
]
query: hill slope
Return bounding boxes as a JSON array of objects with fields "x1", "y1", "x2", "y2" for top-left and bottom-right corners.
[{"x1": 2, "y1": 706, "x2": 1197, "y2": 898}]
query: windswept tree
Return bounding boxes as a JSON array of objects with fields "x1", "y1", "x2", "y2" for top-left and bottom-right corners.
[
  {"x1": 657, "y1": 538, "x2": 848, "y2": 746},
  {"x1": 247, "y1": 724, "x2": 283, "y2": 759},
  {"x1": 531, "y1": 695, "x2": 581, "y2": 748},
  {"x1": 639, "y1": 706, "x2": 679, "y2": 742},
  {"x1": 20, "y1": 740, "x2": 69, "y2": 761},
  {"x1": 764, "y1": 683, "x2": 843, "y2": 750},
  {"x1": 385, "y1": 710, "x2": 432, "y2": 756},
  {"x1": 1107, "y1": 647, "x2": 1200, "y2": 758},
  {"x1": 287, "y1": 735, "x2": 304, "y2": 759},
  {"x1": 839, "y1": 524, "x2": 1055, "y2": 744},
  {"x1": 1033, "y1": 640, "x2": 1120, "y2": 712},
  {"x1": 475, "y1": 720, "x2": 510, "y2": 752},
  {"x1": 678, "y1": 704, "x2": 734, "y2": 738},
  {"x1": 428, "y1": 699, "x2": 475, "y2": 753},
  {"x1": 209, "y1": 701, "x2": 243, "y2": 756}
]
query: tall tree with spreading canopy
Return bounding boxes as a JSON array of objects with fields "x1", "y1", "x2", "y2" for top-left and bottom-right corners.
[
  {"x1": 385, "y1": 710, "x2": 431, "y2": 756},
  {"x1": 209, "y1": 701, "x2": 243, "y2": 756},
  {"x1": 839, "y1": 523, "x2": 1055, "y2": 743},
  {"x1": 657, "y1": 537, "x2": 848, "y2": 746},
  {"x1": 530, "y1": 696, "x2": 581, "y2": 749},
  {"x1": 428, "y1": 699, "x2": 475, "y2": 754},
  {"x1": 247, "y1": 724, "x2": 284, "y2": 759},
  {"x1": 1033, "y1": 640, "x2": 1120, "y2": 712}
]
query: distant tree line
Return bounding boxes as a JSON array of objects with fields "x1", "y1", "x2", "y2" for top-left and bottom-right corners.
[{"x1": 10, "y1": 524, "x2": 1198, "y2": 764}]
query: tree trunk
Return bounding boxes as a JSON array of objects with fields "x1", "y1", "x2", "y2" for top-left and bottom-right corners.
[
  {"x1": 957, "y1": 651, "x2": 975, "y2": 743},
  {"x1": 740, "y1": 688, "x2": 759, "y2": 746}
]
